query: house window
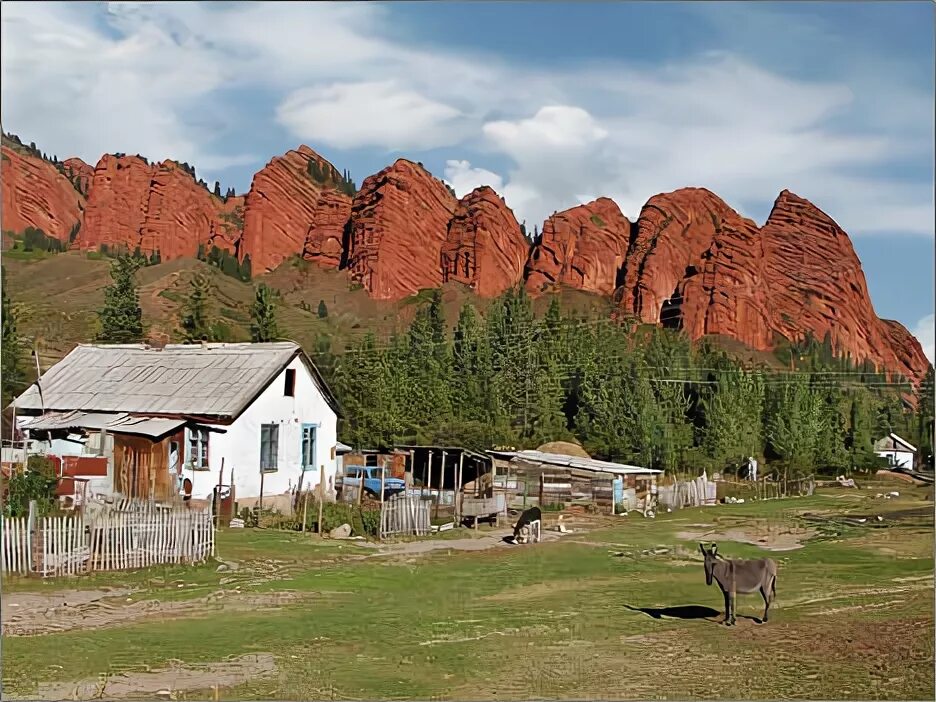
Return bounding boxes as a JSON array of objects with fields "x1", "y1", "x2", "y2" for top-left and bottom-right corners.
[
  {"x1": 187, "y1": 428, "x2": 209, "y2": 470},
  {"x1": 260, "y1": 424, "x2": 279, "y2": 472},
  {"x1": 284, "y1": 369, "x2": 296, "y2": 397},
  {"x1": 301, "y1": 425, "x2": 316, "y2": 471}
]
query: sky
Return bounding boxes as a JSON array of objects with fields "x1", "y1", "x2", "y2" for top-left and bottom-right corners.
[{"x1": 1, "y1": 1, "x2": 933, "y2": 359}]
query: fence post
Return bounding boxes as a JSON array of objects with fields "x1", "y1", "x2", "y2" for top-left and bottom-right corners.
[{"x1": 27, "y1": 500, "x2": 36, "y2": 574}]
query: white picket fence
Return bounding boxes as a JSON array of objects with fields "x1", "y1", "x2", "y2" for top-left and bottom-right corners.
[
  {"x1": 1, "y1": 503, "x2": 214, "y2": 578},
  {"x1": 380, "y1": 495, "x2": 431, "y2": 539},
  {"x1": 657, "y1": 475, "x2": 719, "y2": 511}
]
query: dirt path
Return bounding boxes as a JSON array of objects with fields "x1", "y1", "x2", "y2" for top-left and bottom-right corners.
[
  {"x1": 1, "y1": 587, "x2": 323, "y2": 637},
  {"x1": 17, "y1": 653, "x2": 277, "y2": 701},
  {"x1": 676, "y1": 524, "x2": 816, "y2": 551},
  {"x1": 368, "y1": 527, "x2": 573, "y2": 557}
]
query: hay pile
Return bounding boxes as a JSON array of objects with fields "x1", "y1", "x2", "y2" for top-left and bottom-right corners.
[{"x1": 536, "y1": 441, "x2": 590, "y2": 459}]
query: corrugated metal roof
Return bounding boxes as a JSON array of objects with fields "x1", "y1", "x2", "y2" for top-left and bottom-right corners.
[
  {"x1": 21, "y1": 411, "x2": 188, "y2": 439},
  {"x1": 10, "y1": 342, "x2": 315, "y2": 418},
  {"x1": 488, "y1": 449, "x2": 662, "y2": 476}
]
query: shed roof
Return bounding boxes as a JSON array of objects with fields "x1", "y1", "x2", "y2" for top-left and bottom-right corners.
[
  {"x1": 20, "y1": 411, "x2": 194, "y2": 439},
  {"x1": 875, "y1": 433, "x2": 917, "y2": 453},
  {"x1": 487, "y1": 449, "x2": 662, "y2": 476},
  {"x1": 10, "y1": 342, "x2": 341, "y2": 419}
]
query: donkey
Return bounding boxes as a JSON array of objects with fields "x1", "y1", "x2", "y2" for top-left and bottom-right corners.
[
  {"x1": 512, "y1": 506, "x2": 542, "y2": 544},
  {"x1": 699, "y1": 543, "x2": 777, "y2": 625}
]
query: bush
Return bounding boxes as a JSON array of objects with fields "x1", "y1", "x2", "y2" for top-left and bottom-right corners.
[{"x1": 1, "y1": 455, "x2": 59, "y2": 517}]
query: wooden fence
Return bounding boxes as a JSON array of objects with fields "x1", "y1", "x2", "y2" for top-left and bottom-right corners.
[
  {"x1": 1, "y1": 502, "x2": 214, "y2": 578},
  {"x1": 379, "y1": 494, "x2": 430, "y2": 539}
]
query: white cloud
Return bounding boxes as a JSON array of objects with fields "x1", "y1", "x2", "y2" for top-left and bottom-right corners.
[
  {"x1": 0, "y1": 1, "x2": 932, "y2": 242},
  {"x1": 442, "y1": 160, "x2": 504, "y2": 198},
  {"x1": 913, "y1": 314, "x2": 935, "y2": 363},
  {"x1": 277, "y1": 81, "x2": 464, "y2": 152}
]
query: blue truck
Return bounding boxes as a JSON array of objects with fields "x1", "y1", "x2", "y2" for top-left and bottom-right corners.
[{"x1": 341, "y1": 465, "x2": 406, "y2": 498}]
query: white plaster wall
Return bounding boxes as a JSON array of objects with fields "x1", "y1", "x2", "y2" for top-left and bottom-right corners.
[
  {"x1": 875, "y1": 449, "x2": 914, "y2": 472},
  {"x1": 188, "y1": 356, "x2": 338, "y2": 502}
]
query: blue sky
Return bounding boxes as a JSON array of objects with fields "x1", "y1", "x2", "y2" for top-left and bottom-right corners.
[{"x1": 1, "y1": 1, "x2": 933, "y2": 357}]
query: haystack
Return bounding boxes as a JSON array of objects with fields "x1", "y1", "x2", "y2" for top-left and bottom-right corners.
[{"x1": 536, "y1": 441, "x2": 591, "y2": 459}]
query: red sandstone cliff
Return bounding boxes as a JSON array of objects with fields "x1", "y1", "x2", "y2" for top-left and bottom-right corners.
[
  {"x1": 241, "y1": 145, "x2": 349, "y2": 273},
  {"x1": 525, "y1": 197, "x2": 632, "y2": 297},
  {"x1": 78, "y1": 155, "x2": 239, "y2": 258},
  {"x1": 760, "y1": 190, "x2": 929, "y2": 384},
  {"x1": 1, "y1": 146, "x2": 85, "y2": 241},
  {"x1": 302, "y1": 189, "x2": 352, "y2": 269},
  {"x1": 348, "y1": 159, "x2": 457, "y2": 300},
  {"x1": 2, "y1": 140, "x2": 929, "y2": 383},
  {"x1": 618, "y1": 188, "x2": 771, "y2": 348},
  {"x1": 63, "y1": 158, "x2": 93, "y2": 196},
  {"x1": 442, "y1": 186, "x2": 529, "y2": 297}
]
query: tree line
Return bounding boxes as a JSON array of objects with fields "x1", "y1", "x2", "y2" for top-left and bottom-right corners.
[
  {"x1": 330, "y1": 286, "x2": 935, "y2": 477},
  {"x1": 3, "y1": 258, "x2": 932, "y2": 477}
]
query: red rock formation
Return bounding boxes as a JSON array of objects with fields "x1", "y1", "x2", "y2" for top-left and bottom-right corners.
[
  {"x1": 760, "y1": 190, "x2": 929, "y2": 384},
  {"x1": 525, "y1": 198, "x2": 632, "y2": 297},
  {"x1": 1, "y1": 146, "x2": 84, "y2": 241},
  {"x1": 618, "y1": 188, "x2": 771, "y2": 347},
  {"x1": 441, "y1": 186, "x2": 529, "y2": 297},
  {"x1": 302, "y1": 190, "x2": 352, "y2": 269},
  {"x1": 241, "y1": 145, "x2": 346, "y2": 273},
  {"x1": 63, "y1": 158, "x2": 93, "y2": 195},
  {"x1": 79, "y1": 155, "x2": 238, "y2": 258},
  {"x1": 348, "y1": 160, "x2": 457, "y2": 300}
]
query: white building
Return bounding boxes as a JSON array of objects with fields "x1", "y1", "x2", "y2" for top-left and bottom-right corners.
[
  {"x1": 874, "y1": 433, "x2": 917, "y2": 472},
  {"x1": 9, "y1": 342, "x2": 341, "y2": 509}
]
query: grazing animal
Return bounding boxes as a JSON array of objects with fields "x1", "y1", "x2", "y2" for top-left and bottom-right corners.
[
  {"x1": 513, "y1": 506, "x2": 542, "y2": 544},
  {"x1": 699, "y1": 542, "x2": 777, "y2": 625}
]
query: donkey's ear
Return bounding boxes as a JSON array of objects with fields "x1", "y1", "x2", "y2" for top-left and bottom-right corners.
[
  {"x1": 699, "y1": 543, "x2": 706, "y2": 555},
  {"x1": 711, "y1": 543, "x2": 718, "y2": 555}
]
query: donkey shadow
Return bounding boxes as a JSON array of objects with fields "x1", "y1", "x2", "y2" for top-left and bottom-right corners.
[{"x1": 624, "y1": 604, "x2": 763, "y2": 624}]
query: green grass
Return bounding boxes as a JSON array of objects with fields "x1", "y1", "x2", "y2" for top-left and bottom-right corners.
[{"x1": 2, "y1": 489, "x2": 933, "y2": 700}]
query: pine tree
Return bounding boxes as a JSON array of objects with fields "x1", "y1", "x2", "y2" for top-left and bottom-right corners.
[
  {"x1": 317, "y1": 299, "x2": 328, "y2": 319},
  {"x1": 1, "y1": 266, "x2": 25, "y2": 406},
  {"x1": 702, "y1": 368, "x2": 765, "y2": 471},
  {"x1": 179, "y1": 272, "x2": 213, "y2": 343},
  {"x1": 214, "y1": 181, "x2": 222, "y2": 197},
  {"x1": 250, "y1": 284, "x2": 280, "y2": 342},
  {"x1": 240, "y1": 254, "x2": 252, "y2": 282},
  {"x1": 96, "y1": 256, "x2": 145, "y2": 344},
  {"x1": 915, "y1": 366, "x2": 935, "y2": 470}
]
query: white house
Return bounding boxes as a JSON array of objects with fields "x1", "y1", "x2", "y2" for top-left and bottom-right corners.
[
  {"x1": 9, "y1": 342, "x2": 341, "y2": 510},
  {"x1": 874, "y1": 433, "x2": 917, "y2": 472}
]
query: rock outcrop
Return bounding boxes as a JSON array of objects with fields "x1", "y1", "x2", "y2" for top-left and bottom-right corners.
[
  {"x1": 62, "y1": 158, "x2": 93, "y2": 196},
  {"x1": 3, "y1": 140, "x2": 929, "y2": 384},
  {"x1": 525, "y1": 198, "x2": 632, "y2": 297},
  {"x1": 618, "y1": 188, "x2": 771, "y2": 348},
  {"x1": 302, "y1": 190, "x2": 352, "y2": 269},
  {"x1": 78, "y1": 155, "x2": 239, "y2": 258},
  {"x1": 1, "y1": 146, "x2": 84, "y2": 241},
  {"x1": 441, "y1": 186, "x2": 529, "y2": 297},
  {"x1": 241, "y1": 145, "x2": 347, "y2": 273},
  {"x1": 760, "y1": 189, "x2": 929, "y2": 384},
  {"x1": 348, "y1": 160, "x2": 457, "y2": 300}
]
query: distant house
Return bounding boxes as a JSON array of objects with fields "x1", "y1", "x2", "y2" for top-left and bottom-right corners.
[
  {"x1": 874, "y1": 433, "x2": 917, "y2": 472},
  {"x1": 9, "y1": 342, "x2": 341, "y2": 510}
]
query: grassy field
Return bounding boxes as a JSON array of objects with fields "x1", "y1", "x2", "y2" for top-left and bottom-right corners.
[{"x1": 1, "y1": 485, "x2": 933, "y2": 700}]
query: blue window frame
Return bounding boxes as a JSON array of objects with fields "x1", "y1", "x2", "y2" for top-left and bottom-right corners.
[{"x1": 301, "y1": 424, "x2": 318, "y2": 471}]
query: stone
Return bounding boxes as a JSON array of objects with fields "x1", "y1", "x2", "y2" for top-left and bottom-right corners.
[
  {"x1": 526, "y1": 197, "x2": 632, "y2": 297},
  {"x1": 442, "y1": 186, "x2": 529, "y2": 297},
  {"x1": 329, "y1": 523, "x2": 352, "y2": 539},
  {"x1": 347, "y1": 159, "x2": 457, "y2": 300},
  {"x1": 241, "y1": 145, "x2": 348, "y2": 273},
  {"x1": 1, "y1": 146, "x2": 85, "y2": 243}
]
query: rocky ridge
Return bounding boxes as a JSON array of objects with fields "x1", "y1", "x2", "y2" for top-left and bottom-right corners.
[{"x1": 1, "y1": 139, "x2": 929, "y2": 384}]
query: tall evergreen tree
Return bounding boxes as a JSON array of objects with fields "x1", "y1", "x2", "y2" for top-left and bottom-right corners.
[
  {"x1": 765, "y1": 373, "x2": 824, "y2": 476},
  {"x1": 317, "y1": 299, "x2": 328, "y2": 319},
  {"x1": 2, "y1": 266, "x2": 25, "y2": 406},
  {"x1": 250, "y1": 284, "x2": 280, "y2": 342},
  {"x1": 96, "y1": 256, "x2": 144, "y2": 344},
  {"x1": 915, "y1": 366, "x2": 935, "y2": 470},
  {"x1": 179, "y1": 272, "x2": 213, "y2": 343}
]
